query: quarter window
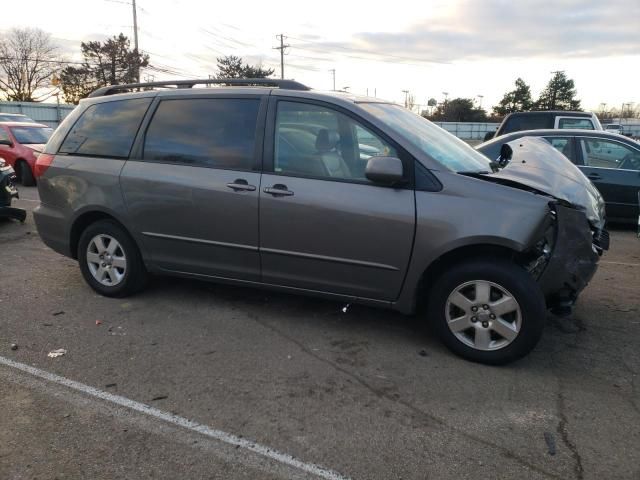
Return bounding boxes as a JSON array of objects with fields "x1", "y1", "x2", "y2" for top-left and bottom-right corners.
[
  {"x1": 0, "y1": 127, "x2": 10, "y2": 143},
  {"x1": 59, "y1": 98, "x2": 151, "y2": 158},
  {"x1": 579, "y1": 138, "x2": 640, "y2": 171},
  {"x1": 144, "y1": 98, "x2": 260, "y2": 170},
  {"x1": 274, "y1": 101, "x2": 397, "y2": 181}
]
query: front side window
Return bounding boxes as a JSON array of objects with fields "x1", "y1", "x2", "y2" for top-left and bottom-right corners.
[
  {"x1": 10, "y1": 126, "x2": 53, "y2": 144},
  {"x1": 558, "y1": 118, "x2": 594, "y2": 130},
  {"x1": 144, "y1": 98, "x2": 260, "y2": 170},
  {"x1": 59, "y1": 98, "x2": 151, "y2": 158},
  {"x1": 274, "y1": 101, "x2": 397, "y2": 181},
  {"x1": 580, "y1": 138, "x2": 640, "y2": 171}
]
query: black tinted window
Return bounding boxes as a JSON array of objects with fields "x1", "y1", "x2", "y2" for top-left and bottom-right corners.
[
  {"x1": 502, "y1": 113, "x2": 552, "y2": 134},
  {"x1": 59, "y1": 98, "x2": 151, "y2": 158},
  {"x1": 144, "y1": 98, "x2": 260, "y2": 170}
]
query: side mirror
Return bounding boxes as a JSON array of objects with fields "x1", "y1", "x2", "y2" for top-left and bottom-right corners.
[
  {"x1": 498, "y1": 143, "x2": 513, "y2": 167},
  {"x1": 0, "y1": 139, "x2": 13, "y2": 147},
  {"x1": 365, "y1": 156, "x2": 404, "y2": 185}
]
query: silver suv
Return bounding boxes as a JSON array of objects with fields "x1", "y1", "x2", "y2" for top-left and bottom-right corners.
[{"x1": 33, "y1": 79, "x2": 608, "y2": 364}]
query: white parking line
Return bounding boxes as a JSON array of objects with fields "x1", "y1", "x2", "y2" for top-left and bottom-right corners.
[{"x1": 0, "y1": 355, "x2": 350, "y2": 480}]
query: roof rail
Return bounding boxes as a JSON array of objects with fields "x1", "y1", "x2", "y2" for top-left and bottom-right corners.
[{"x1": 88, "y1": 78, "x2": 310, "y2": 98}]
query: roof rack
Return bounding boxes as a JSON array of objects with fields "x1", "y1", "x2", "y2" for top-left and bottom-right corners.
[{"x1": 88, "y1": 78, "x2": 310, "y2": 98}]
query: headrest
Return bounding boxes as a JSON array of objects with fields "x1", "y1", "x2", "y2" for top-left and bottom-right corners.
[{"x1": 315, "y1": 129, "x2": 339, "y2": 152}]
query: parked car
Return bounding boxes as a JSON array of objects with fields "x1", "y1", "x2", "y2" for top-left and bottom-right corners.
[
  {"x1": 0, "y1": 113, "x2": 37, "y2": 123},
  {"x1": 33, "y1": 79, "x2": 608, "y2": 365},
  {"x1": 477, "y1": 129, "x2": 640, "y2": 223},
  {"x1": 0, "y1": 157, "x2": 26, "y2": 222},
  {"x1": 484, "y1": 111, "x2": 603, "y2": 141},
  {"x1": 0, "y1": 122, "x2": 54, "y2": 185}
]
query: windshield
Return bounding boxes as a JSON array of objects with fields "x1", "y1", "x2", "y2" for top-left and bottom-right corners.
[
  {"x1": 359, "y1": 103, "x2": 491, "y2": 172},
  {"x1": 10, "y1": 126, "x2": 53, "y2": 144}
]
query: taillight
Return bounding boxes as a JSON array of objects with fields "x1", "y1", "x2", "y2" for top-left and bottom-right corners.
[{"x1": 34, "y1": 153, "x2": 54, "y2": 178}]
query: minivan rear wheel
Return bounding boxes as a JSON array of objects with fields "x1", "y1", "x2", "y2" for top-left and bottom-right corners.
[
  {"x1": 78, "y1": 220, "x2": 147, "y2": 297},
  {"x1": 428, "y1": 259, "x2": 545, "y2": 365}
]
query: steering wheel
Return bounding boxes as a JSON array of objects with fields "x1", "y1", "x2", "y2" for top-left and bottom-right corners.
[{"x1": 620, "y1": 153, "x2": 640, "y2": 170}]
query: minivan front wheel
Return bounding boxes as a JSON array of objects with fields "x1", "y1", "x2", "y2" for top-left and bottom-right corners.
[
  {"x1": 78, "y1": 220, "x2": 147, "y2": 297},
  {"x1": 428, "y1": 259, "x2": 545, "y2": 365}
]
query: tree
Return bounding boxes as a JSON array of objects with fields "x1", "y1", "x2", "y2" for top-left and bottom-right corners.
[
  {"x1": 59, "y1": 33, "x2": 149, "y2": 104},
  {"x1": 216, "y1": 55, "x2": 274, "y2": 79},
  {"x1": 535, "y1": 71, "x2": 581, "y2": 111},
  {"x1": 0, "y1": 28, "x2": 60, "y2": 102},
  {"x1": 431, "y1": 98, "x2": 487, "y2": 122},
  {"x1": 493, "y1": 78, "x2": 533, "y2": 116}
]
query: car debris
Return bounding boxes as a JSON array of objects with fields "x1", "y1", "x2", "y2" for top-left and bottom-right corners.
[
  {"x1": 52, "y1": 311, "x2": 65, "y2": 316},
  {"x1": 47, "y1": 348, "x2": 67, "y2": 358},
  {"x1": 0, "y1": 157, "x2": 26, "y2": 222}
]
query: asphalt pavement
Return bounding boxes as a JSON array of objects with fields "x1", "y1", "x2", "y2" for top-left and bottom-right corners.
[{"x1": 1, "y1": 187, "x2": 639, "y2": 480}]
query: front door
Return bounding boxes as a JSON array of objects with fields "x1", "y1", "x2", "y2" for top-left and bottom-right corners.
[
  {"x1": 577, "y1": 137, "x2": 640, "y2": 221},
  {"x1": 259, "y1": 99, "x2": 415, "y2": 301},
  {"x1": 121, "y1": 95, "x2": 265, "y2": 281}
]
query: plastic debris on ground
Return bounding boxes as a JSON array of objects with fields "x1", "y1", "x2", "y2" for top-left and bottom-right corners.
[{"x1": 47, "y1": 348, "x2": 67, "y2": 358}]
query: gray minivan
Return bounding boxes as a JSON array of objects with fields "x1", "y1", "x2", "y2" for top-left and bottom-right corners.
[{"x1": 34, "y1": 79, "x2": 608, "y2": 364}]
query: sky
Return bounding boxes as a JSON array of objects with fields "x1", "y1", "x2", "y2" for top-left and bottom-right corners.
[{"x1": 4, "y1": 0, "x2": 640, "y2": 112}]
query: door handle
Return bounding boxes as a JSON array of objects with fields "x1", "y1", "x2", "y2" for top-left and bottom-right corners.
[
  {"x1": 263, "y1": 184, "x2": 294, "y2": 196},
  {"x1": 226, "y1": 179, "x2": 256, "y2": 192},
  {"x1": 587, "y1": 173, "x2": 602, "y2": 180}
]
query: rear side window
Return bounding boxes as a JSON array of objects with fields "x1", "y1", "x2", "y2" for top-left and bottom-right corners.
[
  {"x1": 143, "y1": 98, "x2": 260, "y2": 170},
  {"x1": 59, "y1": 98, "x2": 152, "y2": 158},
  {"x1": 502, "y1": 113, "x2": 552, "y2": 134},
  {"x1": 0, "y1": 127, "x2": 9, "y2": 142},
  {"x1": 557, "y1": 118, "x2": 594, "y2": 130}
]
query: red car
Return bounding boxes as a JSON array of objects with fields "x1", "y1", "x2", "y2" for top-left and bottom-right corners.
[{"x1": 0, "y1": 122, "x2": 54, "y2": 186}]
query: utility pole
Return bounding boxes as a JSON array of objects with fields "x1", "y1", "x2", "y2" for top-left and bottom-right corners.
[
  {"x1": 132, "y1": 0, "x2": 140, "y2": 82},
  {"x1": 402, "y1": 90, "x2": 409, "y2": 108},
  {"x1": 329, "y1": 69, "x2": 336, "y2": 90},
  {"x1": 274, "y1": 34, "x2": 290, "y2": 79}
]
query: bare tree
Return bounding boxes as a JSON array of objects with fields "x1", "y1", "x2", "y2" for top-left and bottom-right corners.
[
  {"x1": 0, "y1": 28, "x2": 60, "y2": 101},
  {"x1": 406, "y1": 93, "x2": 416, "y2": 112}
]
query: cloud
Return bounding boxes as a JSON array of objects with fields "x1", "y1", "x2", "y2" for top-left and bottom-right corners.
[{"x1": 303, "y1": 0, "x2": 640, "y2": 63}]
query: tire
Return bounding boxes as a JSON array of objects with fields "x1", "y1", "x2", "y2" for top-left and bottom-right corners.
[
  {"x1": 19, "y1": 161, "x2": 36, "y2": 186},
  {"x1": 427, "y1": 258, "x2": 545, "y2": 365},
  {"x1": 77, "y1": 219, "x2": 148, "y2": 297}
]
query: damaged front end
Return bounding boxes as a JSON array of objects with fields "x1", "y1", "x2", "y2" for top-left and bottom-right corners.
[
  {"x1": 0, "y1": 157, "x2": 26, "y2": 222},
  {"x1": 483, "y1": 138, "x2": 610, "y2": 315},
  {"x1": 523, "y1": 202, "x2": 607, "y2": 315}
]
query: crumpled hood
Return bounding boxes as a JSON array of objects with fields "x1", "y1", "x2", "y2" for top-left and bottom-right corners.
[
  {"x1": 25, "y1": 144, "x2": 46, "y2": 154},
  {"x1": 485, "y1": 137, "x2": 606, "y2": 229}
]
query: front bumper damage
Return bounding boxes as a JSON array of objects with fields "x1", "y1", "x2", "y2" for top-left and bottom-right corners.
[
  {"x1": 536, "y1": 204, "x2": 606, "y2": 313},
  {"x1": 0, "y1": 163, "x2": 26, "y2": 222}
]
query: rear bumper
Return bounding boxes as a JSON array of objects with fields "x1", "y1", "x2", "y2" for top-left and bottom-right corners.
[
  {"x1": 33, "y1": 203, "x2": 72, "y2": 257},
  {"x1": 538, "y1": 205, "x2": 601, "y2": 309}
]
